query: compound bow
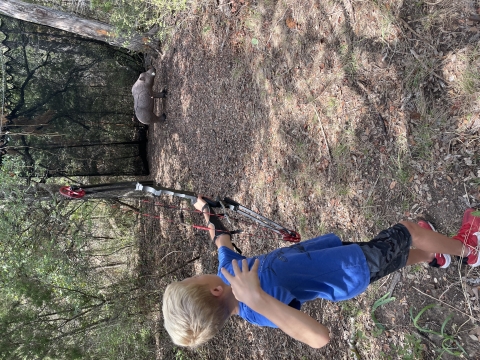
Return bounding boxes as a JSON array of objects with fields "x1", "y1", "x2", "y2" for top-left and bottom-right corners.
[{"x1": 59, "y1": 181, "x2": 301, "y2": 243}]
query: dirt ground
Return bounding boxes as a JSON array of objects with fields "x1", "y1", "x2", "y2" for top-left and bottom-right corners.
[{"x1": 138, "y1": 0, "x2": 480, "y2": 358}]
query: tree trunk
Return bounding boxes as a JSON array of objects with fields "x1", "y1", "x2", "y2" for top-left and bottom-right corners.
[{"x1": 0, "y1": 0, "x2": 160, "y2": 53}]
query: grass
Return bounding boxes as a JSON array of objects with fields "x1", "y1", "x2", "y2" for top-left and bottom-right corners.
[
  {"x1": 370, "y1": 292, "x2": 396, "y2": 334},
  {"x1": 460, "y1": 68, "x2": 480, "y2": 95},
  {"x1": 244, "y1": 8, "x2": 262, "y2": 34},
  {"x1": 410, "y1": 304, "x2": 466, "y2": 357},
  {"x1": 339, "y1": 43, "x2": 359, "y2": 78},
  {"x1": 340, "y1": 300, "x2": 362, "y2": 317},
  {"x1": 326, "y1": 97, "x2": 338, "y2": 118},
  {"x1": 331, "y1": 142, "x2": 351, "y2": 181},
  {"x1": 298, "y1": 215, "x2": 307, "y2": 236},
  {"x1": 458, "y1": 47, "x2": 480, "y2": 96},
  {"x1": 316, "y1": 221, "x2": 327, "y2": 235},
  {"x1": 175, "y1": 347, "x2": 195, "y2": 360},
  {"x1": 404, "y1": 58, "x2": 432, "y2": 91},
  {"x1": 231, "y1": 63, "x2": 245, "y2": 81},
  {"x1": 336, "y1": 185, "x2": 350, "y2": 197},
  {"x1": 410, "y1": 264, "x2": 423, "y2": 273},
  {"x1": 411, "y1": 122, "x2": 434, "y2": 160},
  {"x1": 391, "y1": 150, "x2": 411, "y2": 185},
  {"x1": 382, "y1": 334, "x2": 424, "y2": 360},
  {"x1": 379, "y1": 9, "x2": 395, "y2": 42}
]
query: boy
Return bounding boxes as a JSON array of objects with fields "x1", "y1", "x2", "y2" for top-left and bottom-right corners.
[{"x1": 162, "y1": 196, "x2": 480, "y2": 349}]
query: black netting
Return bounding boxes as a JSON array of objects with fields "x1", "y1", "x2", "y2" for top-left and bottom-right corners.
[{"x1": 0, "y1": 14, "x2": 149, "y2": 177}]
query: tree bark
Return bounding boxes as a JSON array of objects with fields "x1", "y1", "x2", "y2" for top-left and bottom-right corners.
[{"x1": 0, "y1": 0, "x2": 160, "y2": 53}]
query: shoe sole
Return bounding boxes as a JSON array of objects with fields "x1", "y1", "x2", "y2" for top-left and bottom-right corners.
[{"x1": 440, "y1": 254, "x2": 451, "y2": 268}]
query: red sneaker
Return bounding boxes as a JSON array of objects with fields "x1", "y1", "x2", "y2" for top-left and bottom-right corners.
[
  {"x1": 453, "y1": 208, "x2": 480, "y2": 267},
  {"x1": 417, "y1": 219, "x2": 451, "y2": 269}
]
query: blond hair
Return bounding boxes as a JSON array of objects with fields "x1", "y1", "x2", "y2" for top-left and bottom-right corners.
[{"x1": 162, "y1": 280, "x2": 230, "y2": 347}]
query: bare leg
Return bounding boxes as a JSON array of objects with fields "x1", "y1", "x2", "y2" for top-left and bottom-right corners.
[
  {"x1": 406, "y1": 249, "x2": 434, "y2": 265},
  {"x1": 400, "y1": 221, "x2": 466, "y2": 257}
]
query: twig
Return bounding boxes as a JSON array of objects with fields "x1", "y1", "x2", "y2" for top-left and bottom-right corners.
[
  {"x1": 398, "y1": 17, "x2": 423, "y2": 39},
  {"x1": 153, "y1": 256, "x2": 201, "y2": 280},
  {"x1": 114, "y1": 199, "x2": 139, "y2": 212},
  {"x1": 439, "y1": 280, "x2": 461, "y2": 300},
  {"x1": 387, "y1": 272, "x2": 402, "y2": 296},
  {"x1": 397, "y1": 18, "x2": 438, "y2": 53},
  {"x1": 378, "y1": 113, "x2": 388, "y2": 137},
  {"x1": 159, "y1": 250, "x2": 196, "y2": 264},
  {"x1": 312, "y1": 105, "x2": 332, "y2": 160},
  {"x1": 266, "y1": 9, "x2": 289, "y2": 46},
  {"x1": 412, "y1": 286, "x2": 480, "y2": 322},
  {"x1": 464, "y1": 182, "x2": 471, "y2": 208}
]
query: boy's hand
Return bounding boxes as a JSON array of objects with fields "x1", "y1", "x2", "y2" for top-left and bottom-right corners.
[
  {"x1": 194, "y1": 196, "x2": 208, "y2": 211},
  {"x1": 221, "y1": 259, "x2": 263, "y2": 306},
  {"x1": 224, "y1": 259, "x2": 330, "y2": 348}
]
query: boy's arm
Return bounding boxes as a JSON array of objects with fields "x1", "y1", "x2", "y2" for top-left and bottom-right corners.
[
  {"x1": 221, "y1": 259, "x2": 330, "y2": 349},
  {"x1": 194, "y1": 196, "x2": 234, "y2": 251}
]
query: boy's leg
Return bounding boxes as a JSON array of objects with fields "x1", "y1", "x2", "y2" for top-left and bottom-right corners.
[
  {"x1": 402, "y1": 209, "x2": 480, "y2": 267},
  {"x1": 416, "y1": 220, "x2": 451, "y2": 268},
  {"x1": 400, "y1": 220, "x2": 466, "y2": 257},
  {"x1": 353, "y1": 210, "x2": 480, "y2": 283},
  {"x1": 406, "y1": 248, "x2": 435, "y2": 265}
]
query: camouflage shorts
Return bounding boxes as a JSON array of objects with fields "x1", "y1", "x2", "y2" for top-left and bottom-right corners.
[{"x1": 357, "y1": 223, "x2": 412, "y2": 283}]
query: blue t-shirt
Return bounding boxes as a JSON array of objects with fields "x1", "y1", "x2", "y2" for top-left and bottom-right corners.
[{"x1": 217, "y1": 234, "x2": 370, "y2": 327}]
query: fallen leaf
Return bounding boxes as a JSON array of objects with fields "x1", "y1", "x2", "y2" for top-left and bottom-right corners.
[
  {"x1": 286, "y1": 17, "x2": 297, "y2": 29},
  {"x1": 446, "y1": 175, "x2": 454, "y2": 184},
  {"x1": 410, "y1": 111, "x2": 421, "y2": 120}
]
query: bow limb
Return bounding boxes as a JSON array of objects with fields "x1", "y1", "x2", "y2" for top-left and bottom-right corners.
[
  {"x1": 135, "y1": 182, "x2": 222, "y2": 208},
  {"x1": 221, "y1": 197, "x2": 301, "y2": 242},
  {"x1": 59, "y1": 181, "x2": 219, "y2": 207}
]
